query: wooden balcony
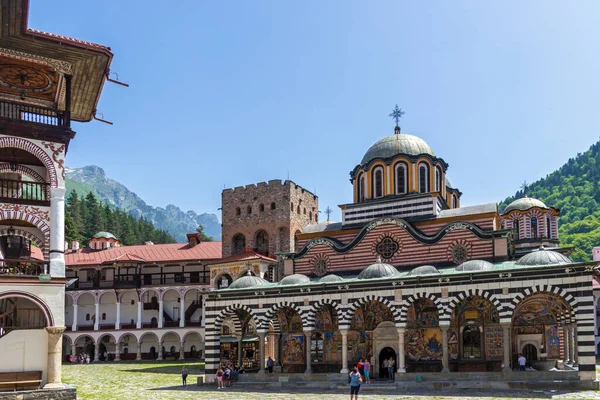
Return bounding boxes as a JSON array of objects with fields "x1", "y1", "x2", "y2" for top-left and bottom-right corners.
[
  {"x1": 0, "y1": 178, "x2": 50, "y2": 206},
  {"x1": 0, "y1": 100, "x2": 73, "y2": 142}
]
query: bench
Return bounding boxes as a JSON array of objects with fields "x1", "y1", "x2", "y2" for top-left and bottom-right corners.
[{"x1": 0, "y1": 371, "x2": 42, "y2": 391}]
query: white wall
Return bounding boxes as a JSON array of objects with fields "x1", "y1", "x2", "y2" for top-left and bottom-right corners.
[{"x1": 0, "y1": 329, "x2": 48, "y2": 385}]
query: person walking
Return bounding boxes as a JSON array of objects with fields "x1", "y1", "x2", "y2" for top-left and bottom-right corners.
[
  {"x1": 267, "y1": 357, "x2": 274, "y2": 373},
  {"x1": 349, "y1": 367, "x2": 362, "y2": 400},
  {"x1": 181, "y1": 366, "x2": 188, "y2": 386},
  {"x1": 518, "y1": 353, "x2": 527, "y2": 371},
  {"x1": 363, "y1": 359, "x2": 371, "y2": 384},
  {"x1": 387, "y1": 358, "x2": 395, "y2": 382},
  {"x1": 215, "y1": 367, "x2": 224, "y2": 389}
]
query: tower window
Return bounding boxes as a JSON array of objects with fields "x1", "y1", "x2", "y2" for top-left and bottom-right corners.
[
  {"x1": 513, "y1": 219, "x2": 520, "y2": 239},
  {"x1": 309, "y1": 211, "x2": 312, "y2": 221},
  {"x1": 394, "y1": 163, "x2": 407, "y2": 195},
  {"x1": 546, "y1": 216, "x2": 551, "y2": 238},
  {"x1": 358, "y1": 173, "x2": 365, "y2": 202},
  {"x1": 372, "y1": 167, "x2": 384, "y2": 198},
  {"x1": 259, "y1": 203, "x2": 265, "y2": 212},
  {"x1": 418, "y1": 163, "x2": 429, "y2": 193},
  {"x1": 235, "y1": 207, "x2": 241, "y2": 216},
  {"x1": 297, "y1": 205, "x2": 300, "y2": 213},
  {"x1": 270, "y1": 202, "x2": 276, "y2": 210},
  {"x1": 247, "y1": 206, "x2": 252, "y2": 214},
  {"x1": 291, "y1": 203, "x2": 294, "y2": 212},
  {"x1": 530, "y1": 217, "x2": 538, "y2": 239},
  {"x1": 435, "y1": 166, "x2": 442, "y2": 192},
  {"x1": 303, "y1": 208, "x2": 306, "y2": 215},
  {"x1": 451, "y1": 194, "x2": 457, "y2": 208}
]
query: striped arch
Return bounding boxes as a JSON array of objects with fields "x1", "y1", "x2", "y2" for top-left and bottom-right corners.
[
  {"x1": 508, "y1": 285, "x2": 578, "y2": 315},
  {"x1": 0, "y1": 163, "x2": 46, "y2": 183},
  {"x1": 447, "y1": 289, "x2": 505, "y2": 320},
  {"x1": 214, "y1": 304, "x2": 257, "y2": 334},
  {"x1": 73, "y1": 334, "x2": 96, "y2": 345},
  {"x1": 260, "y1": 300, "x2": 305, "y2": 331},
  {"x1": 0, "y1": 290, "x2": 55, "y2": 326},
  {"x1": 343, "y1": 295, "x2": 401, "y2": 326},
  {"x1": 306, "y1": 298, "x2": 340, "y2": 330},
  {"x1": 0, "y1": 210, "x2": 50, "y2": 259},
  {"x1": 0, "y1": 137, "x2": 59, "y2": 187},
  {"x1": 0, "y1": 228, "x2": 45, "y2": 252},
  {"x1": 400, "y1": 292, "x2": 444, "y2": 324}
]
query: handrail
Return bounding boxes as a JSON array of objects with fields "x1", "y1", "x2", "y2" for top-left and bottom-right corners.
[
  {"x1": 0, "y1": 178, "x2": 50, "y2": 203},
  {"x1": 0, "y1": 100, "x2": 69, "y2": 128}
]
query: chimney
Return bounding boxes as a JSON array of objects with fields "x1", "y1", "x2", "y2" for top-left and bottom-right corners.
[
  {"x1": 64, "y1": 241, "x2": 69, "y2": 251},
  {"x1": 145, "y1": 241, "x2": 154, "y2": 246},
  {"x1": 186, "y1": 233, "x2": 201, "y2": 247},
  {"x1": 72, "y1": 241, "x2": 80, "y2": 251}
]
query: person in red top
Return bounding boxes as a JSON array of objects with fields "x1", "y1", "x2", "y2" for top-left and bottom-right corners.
[{"x1": 356, "y1": 358, "x2": 364, "y2": 376}]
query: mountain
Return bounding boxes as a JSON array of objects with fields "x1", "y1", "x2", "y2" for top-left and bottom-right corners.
[
  {"x1": 499, "y1": 139, "x2": 600, "y2": 262},
  {"x1": 65, "y1": 166, "x2": 221, "y2": 242}
]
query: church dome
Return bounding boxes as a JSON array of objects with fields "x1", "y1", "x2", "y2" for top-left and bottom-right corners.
[
  {"x1": 516, "y1": 248, "x2": 572, "y2": 266},
  {"x1": 503, "y1": 197, "x2": 548, "y2": 214},
  {"x1": 318, "y1": 274, "x2": 344, "y2": 283},
  {"x1": 92, "y1": 231, "x2": 118, "y2": 240},
  {"x1": 410, "y1": 265, "x2": 440, "y2": 276},
  {"x1": 361, "y1": 133, "x2": 435, "y2": 165},
  {"x1": 357, "y1": 257, "x2": 399, "y2": 280},
  {"x1": 228, "y1": 274, "x2": 269, "y2": 289},
  {"x1": 279, "y1": 274, "x2": 311, "y2": 286},
  {"x1": 456, "y1": 260, "x2": 494, "y2": 272}
]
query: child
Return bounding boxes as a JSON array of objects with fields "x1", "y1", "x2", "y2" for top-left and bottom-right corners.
[{"x1": 215, "y1": 367, "x2": 224, "y2": 389}]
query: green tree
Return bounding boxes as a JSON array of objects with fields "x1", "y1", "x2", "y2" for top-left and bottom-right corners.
[{"x1": 196, "y1": 224, "x2": 213, "y2": 241}]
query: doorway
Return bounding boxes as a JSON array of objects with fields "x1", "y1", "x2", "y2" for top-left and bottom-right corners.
[
  {"x1": 378, "y1": 347, "x2": 397, "y2": 378},
  {"x1": 522, "y1": 344, "x2": 537, "y2": 366}
]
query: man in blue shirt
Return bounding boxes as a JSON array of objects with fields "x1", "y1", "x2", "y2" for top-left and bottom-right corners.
[{"x1": 349, "y1": 367, "x2": 362, "y2": 400}]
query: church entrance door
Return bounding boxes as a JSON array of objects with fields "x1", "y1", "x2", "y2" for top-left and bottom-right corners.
[
  {"x1": 523, "y1": 344, "x2": 537, "y2": 366},
  {"x1": 378, "y1": 347, "x2": 396, "y2": 378}
]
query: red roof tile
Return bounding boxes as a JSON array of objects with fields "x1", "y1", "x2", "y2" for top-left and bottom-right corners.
[
  {"x1": 27, "y1": 28, "x2": 112, "y2": 53},
  {"x1": 31, "y1": 246, "x2": 44, "y2": 260},
  {"x1": 65, "y1": 241, "x2": 222, "y2": 267},
  {"x1": 207, "y1": 250, "x2": 276, "y2": 265}
]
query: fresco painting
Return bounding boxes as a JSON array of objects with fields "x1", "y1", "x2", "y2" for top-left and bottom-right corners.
[
  {"x1": 276, "y1": 307, "x2": 303, "y2": 333},
  {"x1": 545, "y1": 325, "x2": 560, "y2": 359},
  {"x1": 484, "y1": 325, "x2": 503, "y2": 360},
  {"x1": 454, "y1": 296, "x2": 499, "y2": 325},
  {"x1": 323, "y1": 331, "x2": 341, "y2": 362},
  {"x1": 347, "y1": 330, "x2": 373, "y2": 363},
  {"x1": 314, "y1": 307, "x2": 340, "y2": 363},
  {"x1": 406, "y1": 298, "x2": 439, "y2": 329},
  {"x1": 405, "y1": 328, "x2": 442, "y2": 361},
  {"x1": 351, "y1": 301, "x2": 394, "y2": 331},
  {"x1": 512, "y1": 293, "x2": 568, "y2": 327},
  {"x1": 315, "y1": 308, "x2": 335, "y2": 331},
  {"x1": 448, "y1": 329, "x2": 459, "y2": 360},
  {"x1": 281, "y1": 334, "x2": 305, "y2": 364}
]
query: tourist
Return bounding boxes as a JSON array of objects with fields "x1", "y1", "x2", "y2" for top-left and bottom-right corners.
[
  {"x1": 267, "y1": 357, "x2": 274, "y2": 373},
  {"x1": 215, "y1": 367, "x2": 224, "y2": 389},
  {"x1": 387, "y1": 358, "x2": 395, "y2": 381},
  {"x1": 356, "y1": 358, "x2": 364, "y2": 376},
  {"x1": 363, "y1": 359, "x2": 371, "y2": 384},
  {"x1": 181, "y1": 366, "x2": 188, "y2": 386},
  {"x1": 86, "y1": 354, "x2": 91, "y2": 364},
  {"x1": 349, "y1": 367, "x2": 362, "y2": 400},
  {"x1": 518, "y1": 354, "x2": 526, "y2": 371},
  {"x1": 382, "y1": 358, "x2": 389, "y2": 379},
  {"x1": 232, "y1": 364, "x2": 240, "y2": 381},
  {"x1": 224, "y1": 365, "x2": 232, "y2": 387}
]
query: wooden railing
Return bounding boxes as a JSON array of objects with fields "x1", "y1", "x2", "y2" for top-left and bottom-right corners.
[
  {"x1": 0, "y1": 264, "x2": 45, "y2": 276},
  {"x1": 0, "y1": 100, "x2": 69, "y2": 127},
  {"x1": 0, "y1": 178, "x2": 50, "y2": 206}
]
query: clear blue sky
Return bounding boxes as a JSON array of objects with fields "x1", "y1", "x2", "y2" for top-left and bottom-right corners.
[{"x1": 31, "y1": 1, "x2": 600, "y2": 222}]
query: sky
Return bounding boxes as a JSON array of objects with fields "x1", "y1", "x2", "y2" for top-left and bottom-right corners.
[{"x1": 30, "y1": 1, "x2": 600, "y2": 222}]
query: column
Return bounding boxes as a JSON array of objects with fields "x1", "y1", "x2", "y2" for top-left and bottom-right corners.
[
  {"x1": 304, "y1": 329, "x2": 312, "y2": 374},
  {"x1": 115, "y1": 342, "x2": 121, "y2": 361},
  {"x1": 563, "y1": 325, "x2": 569, "y2": 364},
  {"x1": 44, "y1": 326, "x2": 66, "y2": 389},
  {"x1": 257, "y1": 332, "x2": 266, "y2": 374},
  {"x1": 49, "y1": 188, "x2": 66, "y2": 278},
  {"x1": 274, "y1": 333, "x2": 282, "y2": 372},
  {"x1": 201, "y1": 296, "x2": 206, "y2": 327},
  {"x1": 136, "y1": 301, "x2": 142, "y2": 329},
  {"x1": 340, "y1": 328, "x2": 349, "y2": 373},
  {"x1": 179, "y1": 298, "x2": 186, "y2": 328},
  {"x1": 572, "y1": 325, "x2": 579, "y2": 367},
  {"x1": 72, "y1": 304, "x2": 78, "y2": 332},
  {"x1": 237, "y1": 336, "x2": 243, "y2": 367},
  {"x1": 441, "y1": 325, "x2": 449, "y2": 373},
  {"x1": 136, "y1": 342, "x2": 142, "y2": 361},
  {"x1": 71, "y1": 344, "x2": 77, "y2": 358},
  {"x1": 180, "y1": 341, "x2": 185, "y2": 360},
  {"x1": 93, "y1": 344, "x2": 100, "y2": 362},
  {"x1": 502, "y1": 323, "x2": 511, "y2": 372},
  {"x1": 115, "y1": 301, "x2": 121, "y2": 330},
  {"x1": 397, "y1": 327, "x2": 406, "y2": 373},
  {"x1": 158, "y1": 300, "x2": 164, "y2": 328},
  {"x1": 94, "y1": 302, "x2": 100, "y2": 331},
  {"x1": 568, "y1": 324, "x2": 575, "y2": 364},
  {"x1": 157, "y1": 341, "x2": 163, "y2": 360}
]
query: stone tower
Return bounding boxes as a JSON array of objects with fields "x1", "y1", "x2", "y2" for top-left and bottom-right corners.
[{"x1": 221, "y1": 180, "x2": 318, "y2": 258}]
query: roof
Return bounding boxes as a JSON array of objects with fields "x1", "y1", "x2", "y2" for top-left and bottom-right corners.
[
  {"x1": 593, "y1": 276, "x2": 600, "y2": 290},
  {"x1": 27, "y1": 28, "x2": 111, "y2": 52},
  {"x1": 516, "y1": 248, "x2": 572, "y2": 266},
  {"x1": 65, "y1": 241, "x2": 222, "y2": 267},
  {"x1": 30, "y1": 246, "x2": 44, "y2": 260},
  {"x1": 207, "y1": 250, "x2": 277, "y2": 266},
  {"x1": 357, "y1": 258, "x2": 400, "y2": 280},
  {"x1": 302, "y1": 221, "x2": 343, "y2": 234},
  {"x1": 503, "y1": 197, "x2": 548, "y2": 214},
  {"x1": 361, "y1": 133, "x2": 435, "y2": 165},
  {"x1": 92, "y1": 232, "x2": 118, "y2": 240},
  {"x1": 438, "y1": 203, "x2": 497, "y2": 219},
  {"x1": 228, "y1": 274, "x2": 269, "y2": 289}
]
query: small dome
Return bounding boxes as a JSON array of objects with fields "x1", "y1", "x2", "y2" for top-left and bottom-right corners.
[
  {"x1": 228, "y1": 274, "x2": 269, "y2": 289},
  {"x1": 361, "y1": 133, "x2": 435, "y2": 165},
  {"x1": 318, "y1": 274, "x2": 344, "y2": 283},
  {"x1": 279, "y1": 274, "x2": 311, "y2": 286},
  {"x1": 503, "y1": 197, "x2": 548, "y2": 214},
  {"x1": 516, "y1": 248, "x2": 572, "y2": 266},
  {"x1": 456, "y1": 260, "x2": 494, "y2": 272},
  {"x1": 410, "y1": 265, "x2": 440, "y2": 276},
  {"x1": 93, "y1": 231, "x2": 117, "y2": 240},
  {"x1": 358, "y1": 257, "x2": 399, "y2": 280}
]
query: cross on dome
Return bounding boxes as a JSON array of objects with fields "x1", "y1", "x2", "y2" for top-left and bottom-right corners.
[{"x1": 389, "y1": 104, "x2": 405, "y2": 132}]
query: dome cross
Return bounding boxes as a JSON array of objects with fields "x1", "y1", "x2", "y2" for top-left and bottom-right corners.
[{"x1": 389, "y1": 104, "x2": 405, "y2": 129}]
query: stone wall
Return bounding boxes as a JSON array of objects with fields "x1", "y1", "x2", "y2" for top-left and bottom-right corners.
[{"x1": 221, "y1": 180, "x2": 318, "y2": 257}]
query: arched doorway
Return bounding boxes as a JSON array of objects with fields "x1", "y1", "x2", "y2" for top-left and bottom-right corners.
[
  {"x1": 379, "y1": 347, "x2": 397, "y2": 379},
  {"x1": 522, "y1": 344, "x2": 538, "y2": 366},
  {"x1": 149, "y1": 347, "x2": 156, "y2": 359}
]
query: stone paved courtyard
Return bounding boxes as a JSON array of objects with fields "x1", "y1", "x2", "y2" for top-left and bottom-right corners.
[{"x1": 61, "y1": 361, "x2": 600, "y2": 400}]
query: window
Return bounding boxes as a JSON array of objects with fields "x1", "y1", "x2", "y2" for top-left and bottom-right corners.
[
  {"x1": 376, "y1": 236, "x2": 400, "y2": 260},
  {"x1": 259, "y1": 203, "x2": 265, "y2": 212},
  {"x1": 235, "y1": 207, "x2": 241, "y2": 216},
  {"x1": 291, "y1": 202, "x2": 294, "y2": 212},
  {"x1": 372, "y1": 167, "x2": 384, "y2": 198},
  {"x1": 86, "y1": 314, "x2": 90, "y2": 321},
  {"x1": 310, "y1": 332, "x2": 324, "y2": 363},
  {"x1": 313, "y1": 258, "x2": 328, "y2": 276},
  {"x1": 247, "y1": 205, "x2": 252, "y2": 214},
  {"x1": 232, "y1": 233, "x2": 246, "y2": 254},
  {"x1": 101, "y1": 313, "x2": 106, "y2": 321},
  {"x1": 357, "y1": 173, "x2": 365, "y2": 201},
  {"x1": 418, "y1": 163, "x2": 429, "y2": 193},
  {"x1": 394, "y1": 163, "x2": 407, "y2": 194},
  {"x1": 546, "y1": 217, "x2": 551, "y2": 238},
  {"x1": 513, "y1": 219, "x2": 520, "y2": 239},
  {"x1": 451, "y1": 194, "x2": 457, "y2": 208},
  {"x1": 309, "y1": 211, "x2": 312, "y2": 221},
  {"x1": 435, "y1": 166, "x2": 442, "y2": 192},
  {"x1": 530, "y1": 217, "x2": 538, "y2": 239},
  {"x1": 297, "y1": 205, "x2": 300, "y2": 213},
  {"x1": 462, "y1": 325, "x2": 482, "y2": 358},
  {"x1": 255, "y1": 230, "x2": 269, "y2": 254},
  {"x1": 303, "y1": 208, "x2": 306, "y2": 215},
  {"x1": 270, "y1": 202, "x2": 276, "y2": 210}
]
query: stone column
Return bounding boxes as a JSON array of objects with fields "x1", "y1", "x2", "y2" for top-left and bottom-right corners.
[
  {"x1": 237, "y1": 336, "x2": 243, "y2": 367},
  {"x1": 180, "y1": 341, "x2": 185, "y2": 360},
  {"x1": 94, "y1": 302, "x2": 100, "y2": 331},
  {"x1": 441, "y1": 325, "x2": 450, "y2": 373},
  {"x1": 136, "y1": 342, "x2": 142, "y2": 361},
  {"x1": 44, "y1": 326, "x2": 66, "y2": 389},
  {"x1": 563, "y1": 325, "x2": 570, "y2": 364},
  {"x1": 115, "y1": 342, "x2": 121, "y2": 361},
  {"x1": 115, "y1": 301, "x2": 121, "y2": 330},
  {"x1": 274, "y1": 333, "x2": 282, "y2": 372},
  {"x1": 572, "y1": 325, "x2": 579, "y2": 367},
  {"x1": 340, "y1": 328, "x2": 349, "y2": 373},
  {"x1": 157, "y1": 341, "x2": 163, "y2": 360},
  {"x1": 304, "y1": 329, "x2": 312, "y2": 374},
  {"x1": 136, "y1": 301, "x2": 142, "y2": 329},
  {"x1": 158, "y1": 300, "x2": 164, "y2": 328},
  {"x1": 201, "y1": 296, "x2": 206, "y2": 327},
  {"x1": 257, "y1": 332, "x2": 266, "y2": 374},
  {"x1": 71, "y1": 344, "x2": 77, "y2": 357},
  {"x1": 397, "y1": 327, "x2": 406, "y2": 373},
  {"x1": 93, "y1": 344, "x2": 100, "y2": 362},
  {"x1": 502, "y1": 323, "x2": 511, "y2": 372},
  {"x1": 72, "y1": 304, "x2": 78, "y2": 332},
  {"x1": 49, "y1": 188, "x2": 66, "y2": 278},
  {"x1": 568, "y1": 324, "x2": 575, "y2": 364},
  {"x1": 179, "y1": 298, "x2": 186, "y2": 328}
]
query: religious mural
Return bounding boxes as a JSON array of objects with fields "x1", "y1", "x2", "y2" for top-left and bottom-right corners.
[
  {"x1": 448, "y1": 329, "x2": 459, "y2": 361},
  {"x1": 276, "y1": 307, "x2": 303, "y2": 333},
  {"x1": 347, "y1": 330, "x2": 373, "y2": 363},
  {"x1": 281, "y1": 334, "x2": 305, "y2": 364},
  {"x1": 406, "y1": 298, "x2": 439, "y2": 329},
  {"x1": 351, "y1": 301, "x2": 394, "y2": 331},
  {"x1": 545, "y1": 325, "x2": 561, "y2": 359},
  {"x1": 484, "y1": 326, "x2": 504, "y2": 360},
  {"x1": 406, "y1": 328, "x2": 442, "y2": 361},
  {"x1": 512, "y1": 293, "x2": 567, "y2": 327},
  {"x1": 314, "y1": 307, "x2": 341, "y2": 364}
]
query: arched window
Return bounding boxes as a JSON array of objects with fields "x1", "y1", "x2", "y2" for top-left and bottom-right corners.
[
  {"x1": 255, "y1": 230, "x2": 269, "y2": 254},
  {"x1": 513, "y1": 219, "x2": 520, "y2": 239},
  {"x1": 297, "y1": 205, "x2": 300, "y2": 213},
  {"x1": 232, "y1": 233, "x2": 246, "y2": 254},
  {"x1": 394, "y1": 163, "x2": 407, "y2": 195},
  {"x1": 259, "y1": 204, "x2": 265, "y2": 212},
  {"x1": 291, "y1": 203, "x2": 294, "y2": 212},
  {"x1": 435, "y1": 166, "x2": 442, "y2": 192},
  {"x1": 247, "y1": 205, "x2": 252, "y2": 214},
  {"x1": 546, "y1": 216, "x2": 551, "y2": 238},
  {"x1": 101, "y1": 313, "x2": 106, "y2": 321},
  {"x1": 309, "y1": 211, "x2": 312, "y2": 220},
  {"x1": 357, "y1": 173, "x2": 365, "y2": 202},
  {"x1": 235, "y1": 207, "x2": 241, "y2": 216},
  {"x1": 372, "y1": 167, "x2": 384, "y2": 198},
  {"x1": 86, "y1": 314, "x2": 90, "y2": 321},
  {"x1": 451, "y1": 194, "x2": 457, "y2": 208},
  {"x1": 270, "y1": 202, "x2": 276, "y2": 210},
  {"x1": 530, "y1": 217, "x2": 538, "y2": 238},
  {"x1": 418, "y1": 163, "x2": 429, "y2": 193}
]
